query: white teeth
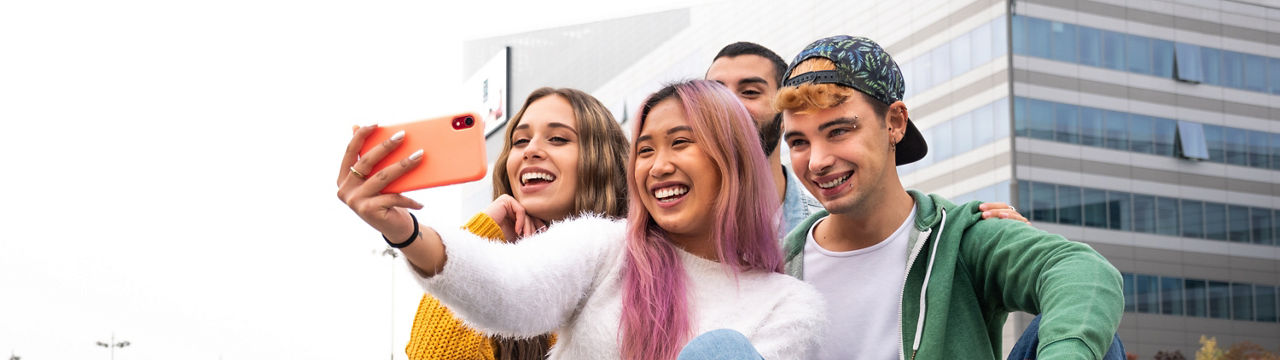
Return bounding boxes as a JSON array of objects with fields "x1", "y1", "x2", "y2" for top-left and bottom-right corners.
[
  {"x1": 653, "y1": 186, "x2": 689, "y2": 200},
  {"x1": 521, "y1": 172, "x2": 555, "y2": 184},
  {"x1": 818, "y1": 175, "x2": 849, "y2": 189}
]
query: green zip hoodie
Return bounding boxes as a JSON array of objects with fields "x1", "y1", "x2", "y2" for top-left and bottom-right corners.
[{"x1": 783, "y1": 190, "x2": 1123, "y2": 360}]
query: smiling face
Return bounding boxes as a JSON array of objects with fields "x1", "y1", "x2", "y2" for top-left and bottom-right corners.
[
  {"x1": 505, "y1": 95, "x2": 580, "y2": 221},
  {"x1": 783, "y1": 95, "x2": 898, "y2": 215},
  {"x1": 633, "y1": 98, "x2": 722, "y2": 239}
]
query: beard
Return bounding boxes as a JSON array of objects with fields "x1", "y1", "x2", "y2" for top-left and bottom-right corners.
[{"x1": 756, "y1": 113, "x2": 782, "y2": 157}]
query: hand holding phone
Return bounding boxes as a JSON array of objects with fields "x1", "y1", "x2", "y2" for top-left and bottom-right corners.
[{"x1": 358, "y1": 113, "x2": 488, "y2": 193}]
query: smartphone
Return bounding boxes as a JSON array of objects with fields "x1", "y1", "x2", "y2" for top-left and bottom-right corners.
[{"x1": 359, "y1": 113, "x2": 487, "y2": 194}]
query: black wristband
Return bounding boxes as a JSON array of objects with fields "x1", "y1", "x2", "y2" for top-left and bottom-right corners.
[{"x1": 384, "y1": 213, "x2": 419, "y2": 248}]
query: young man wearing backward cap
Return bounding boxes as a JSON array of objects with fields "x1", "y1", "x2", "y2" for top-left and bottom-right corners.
[{"x1": 776, "y1": 35, "x2": 1125, "y2": 360}]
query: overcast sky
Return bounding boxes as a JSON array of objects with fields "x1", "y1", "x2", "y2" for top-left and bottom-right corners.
[{"x1": 0, "y1": 1, "x2": 713, "y2": 358}]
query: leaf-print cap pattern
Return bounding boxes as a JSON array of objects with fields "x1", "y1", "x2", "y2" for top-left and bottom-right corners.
[{"x1": 782, "y1": 35, "x2": 928, "y2": 165}]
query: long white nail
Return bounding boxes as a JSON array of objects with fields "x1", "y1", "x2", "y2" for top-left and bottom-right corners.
[
  {"x1": 409, "y1": 149, "x2": 424, "y2": 160},
  {"x1": 390, "y1": 130, "x2": 405, "y2": 141}
]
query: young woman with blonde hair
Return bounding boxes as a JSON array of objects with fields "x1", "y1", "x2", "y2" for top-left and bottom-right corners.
[{"x1": 401, "y1": 87, "x2": 629, "y2": 360}]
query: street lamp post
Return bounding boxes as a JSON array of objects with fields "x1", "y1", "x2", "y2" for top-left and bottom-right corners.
[{"x1": 95, "y1": 333, "x2": 130, "y2": 360}]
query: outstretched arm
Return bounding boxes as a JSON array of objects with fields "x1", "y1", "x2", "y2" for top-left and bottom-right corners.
[{"x1": 961, "y1": 219, "x2": 1123, "y2": 360}]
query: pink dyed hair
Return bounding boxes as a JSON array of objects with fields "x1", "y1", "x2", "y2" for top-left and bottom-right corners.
[{"x1": 620, "y1": 80, "x2": 783, "y2": 360}]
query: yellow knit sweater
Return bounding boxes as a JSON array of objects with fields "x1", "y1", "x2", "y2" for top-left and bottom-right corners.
[{"x1": 404, "y1": 213, "x2": 555, "y2": 360}]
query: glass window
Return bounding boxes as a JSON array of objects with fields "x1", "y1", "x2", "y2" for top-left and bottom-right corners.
[
  {"x1": 918, "y1": 48, "x2": 934, "y2": 90},
  {"x1": 1129, "y1": 114, "x2": 1155, "y2": 154},
  {"x1": 1108, "y1": 191, "x2": 1132, "y2": 231},
  {"x1": 1156, "y1": 197, "x2": 1179, "y2": 236},
  {"x1": 1252, "y1": 208, "x2": 1273, "y2": 246},
  {"x1": 1181, "y1": 200, "x2": 1204, "y2": 238},
  {"x1": 1123, "y1": 273, "x2": 1136, "y2": 312},
  {"x1": 1101, "y1": 30, "x2": 1126, "y2": 71},
  {"x1": 1174, "y1": 42, "x2": 1203, "y2": 82},
  {"x1": 1058, "y1": 185, "x2": 1082, "y2": 225},
  {"x1": 952, "y1": 32, "x2": 972, "y2": 77},
  {"x1": 1137, "y1": 275, "x2": 1158, "y2": 313},
  {"x1": 1271, "y1": 133, "x2": 1280, "y2": 170},
  {"x1": 1084, "y1": 188, "x2": 1108, "y2": 228},
  {"x1": 1151, "y1": 39, "x2": 1174, "y2": 78},
  {"x1": 974, "y1": 101, "x2": 994, "y2": 145},
  {"x1": 1270, "y1": 58, "x2": 1280, "y2": 95},
  {"x1": 1133, "y1": 194, "x2": 1156, "y2": 233},
  {"x1": 934, "y1": 120, "x2": 953, "y2": 161},
  {"x1": 1104, "y1": 110, "x2": 1128, "y2": 150},
  {"x1": 972, "y1": 21, "x2": 993, "y2": 67},
  {"x1": 1205, "y1": 202, "x2": 1228, "y2": 241},
  {"x1": 1275, "y1": 210, "x2": 1280, "y2": 247},
  {"x1": 1014, "y1": 97, "x2": 1027, "y2": 136},
  {"x1": 1209, "y1": 281, "x2": 1231, "y2": 319},
  {"x1": 1161, "y1": 277, "x2": 1184, "y2": 315},
  {"x1": 1018, "y1": 181, "x2": 1032, "y2": 218},
  {"x1": 1153, "y1": 117, "x2": 1177, "y2": 156},
  {"x1": 1028, "y1": 98, "x2": 1054, "y2": 140},
  {"x1": 1204, "y1": 124, "x2": 1225, "y2": 163},
  {"x1": 1221, "y1": 50, "x2": 1244, "y2": 89},
  {"x1": 1032, "y1": 182, "x2": 1057, "y2": 223},
  {"x1": 993, "y1": 98, "x2": 1010, "y2": 140},
  {"x1": 1248, "y1": 131, "x2": 1269, "y2": 168},
  {"x1": 1127, "y1": 35, "x2": 1152, "y2": 75},
  {"x1": 1186, "y1": 279, "x2": 1207, "y2": 317},
  {"x1": 932, "y1": 44, "x2": 951, "y2": 88},
  {"x1": 1026, "y1": 17, "x2": 1051, "y2": 59},
  {"x1": 1077, "y1": 26, "x2": 1101, "y2": 67},
  {"x1": 1079, "y1": 107, "x2": 1103, "y2": 147},
  {"x1": 1050, "y1": 21, "x2": 1076, "y2": 63},
  {"x1": 1229, "y1": 205, "x2": 1251, "y2": 242},
  {"x1": 1242, "y1": 54, "x2": 1266, "y2": 92},
  {"x1": 1200, "y1": 47, "x2": 1222, "y2": 86},
  {"x1": 1176, "y1": 121, "x2": 1210, "y2": 160},
  {"x1": 993, "y1": 16, "x2": 1008, "y2": 59},
  {"x1": 1054, "y1": 103, "x2": 1079, "y2": 144},
  {"x1": 1257, "y1": 286, "x2": 1278, "y2": 322},
  {"x1": 1225, "y1": 127, "x2": 1248, "y2": 166},
  {"x1": 954, "y1": 112, "x2": 974, "y2": 156},
  {"x1": 1233, "y1": 283, "x2": 1254, "y2": 321},
  {"x1": 1012, "y1": 16, "x2": 1027, "y2": 56}
]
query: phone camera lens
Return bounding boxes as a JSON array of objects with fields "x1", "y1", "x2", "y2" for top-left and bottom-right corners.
[{"x1": 464, "y1": 117, "x2": 474, "y2": 126}]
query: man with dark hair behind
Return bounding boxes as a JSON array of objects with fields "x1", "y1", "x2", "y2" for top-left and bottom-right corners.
[{"x1": 706, "y1": 41, "x2": 823, "y2": 240}]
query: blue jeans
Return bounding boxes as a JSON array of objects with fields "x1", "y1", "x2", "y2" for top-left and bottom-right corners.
[
  {"x1": 677, "y1": 329, "x2": 764, "y2": 360},
  {"x1": 1007, "y1": 315, "x2": 1126, "y2": 360}
]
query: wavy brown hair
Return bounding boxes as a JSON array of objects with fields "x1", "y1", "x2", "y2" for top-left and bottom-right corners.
[{"x1": 488, "y1": 87, "x2": 629, "y2": 359}]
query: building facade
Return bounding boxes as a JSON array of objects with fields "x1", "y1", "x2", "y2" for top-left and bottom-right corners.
[{"x1": 463, "y1": 0, "x2": 1280, "y2": 356}]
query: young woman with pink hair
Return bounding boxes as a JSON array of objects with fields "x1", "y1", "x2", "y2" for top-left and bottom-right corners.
[{"x1": 336, "y1": 80, "x2": 825, "y2": 360}]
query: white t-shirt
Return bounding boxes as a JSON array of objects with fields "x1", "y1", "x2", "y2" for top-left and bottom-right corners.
[{"x1": 803, "y1": 208, "x2": 916, "y2": 360}]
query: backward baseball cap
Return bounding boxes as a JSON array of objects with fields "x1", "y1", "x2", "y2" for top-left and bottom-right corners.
[{"x1": 781, "y1": 35, "x2": 927, "y2": 165}]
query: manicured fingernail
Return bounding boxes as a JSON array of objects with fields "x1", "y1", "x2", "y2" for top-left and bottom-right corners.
[
  {"x1": 409, "y1": 149, "x2": 423, "y2": 160},
  {"x1": 391, "y1": 130, "x2": 405, "y2": 141},
  {"x1": 982, "y1": 211, "x2": 991, "y2": 217}
]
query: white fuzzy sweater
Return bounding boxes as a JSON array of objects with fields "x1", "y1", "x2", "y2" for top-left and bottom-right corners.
[{"x1": 410, "y1": 215, "x2": 826, "y2": 359}]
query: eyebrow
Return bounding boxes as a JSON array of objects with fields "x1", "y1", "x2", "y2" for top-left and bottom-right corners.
[
  {"x1": 783, "y1": 117, "x2": 859, "y2": 140},
  {"x1": 738, "y1": 77, "x2": 770, "y2": 87},
  {"x1": 513, "y1": 121, "x2": 578, "y2": 134},
  {"x1": 635, "y1": 125, "x2": 693, "y2": 143},
  {"x1": 818, "y1": 117, "x2": 859, "y2": 132}
]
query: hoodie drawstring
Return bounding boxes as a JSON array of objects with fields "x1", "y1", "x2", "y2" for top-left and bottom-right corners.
[{"x1": 911, "y1": 208, "x2": 946, "y2": 355}]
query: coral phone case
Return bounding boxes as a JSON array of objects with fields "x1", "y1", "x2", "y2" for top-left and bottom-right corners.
[{"x1": 359, "y1": 113, "x2": 487, "y2": 194}]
